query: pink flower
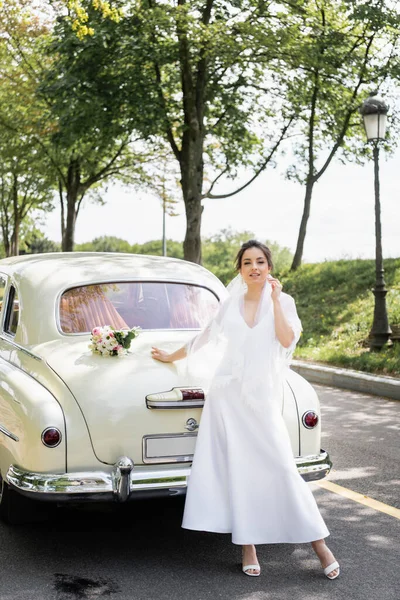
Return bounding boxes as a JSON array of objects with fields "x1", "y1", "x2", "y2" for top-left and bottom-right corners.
[{"x1": 92, "y1": 327, "x2": 101, "y2": 335}]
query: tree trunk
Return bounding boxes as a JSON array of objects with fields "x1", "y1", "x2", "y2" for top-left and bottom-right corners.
[
  {"x1": 10, "y1": 174, "x2": 19, "y2": 256},
  {"x1": 2, "y1": 230, "x2": 11, "y2": 257},
  {"x1": 62, "y1": 159, "x2": 81, "y2": 252},
  {"x1": 291, "y1": 179, "x2": 315, "y2": 271},
  {"x1": 59, "y1": 178, "x2": 66, "y2": 245},
  {"x1": 174, "y1": 0, "x2": 207, "y2": 264},
  {"x1": 10, "y1": 218, "x2": 19, "y2": 257},
  {"x1": 180, "y1": 132, "x2": 204, "y2": 264},
  {"x1": 0, "y1": 206, "x2": 11, "y2": 258}
]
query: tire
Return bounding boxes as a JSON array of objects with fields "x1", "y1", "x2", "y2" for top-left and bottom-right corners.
[{"x1": 0, "y1": 473, "x2": 49, "y2": 525}]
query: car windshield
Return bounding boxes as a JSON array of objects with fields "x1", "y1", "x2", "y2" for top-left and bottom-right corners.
[{"x1": 60, "y1": 281, "x2": 220, "y2": 333}]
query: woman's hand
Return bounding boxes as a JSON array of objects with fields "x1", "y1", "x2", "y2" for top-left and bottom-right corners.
[
  {"x1": 151, "y1": 347, "x2": 173, "y2": 363},
  {"x1": 267, "y1": 275, "x2": 283, "y2": 301}
]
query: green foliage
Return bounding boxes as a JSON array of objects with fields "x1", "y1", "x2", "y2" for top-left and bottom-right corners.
[
  {"x1": 42, "y1": 5, "x2": 156, "y2": 146},
  {"x1": 76, "y1": 236, "x2": 133, "y2": 253},
  {"x1": 115, "y1": 327, "x2": 141, "y2": 351},
  {"x1": 22, "y1": 228, "x2": 61, "y2": 254},
  {"x1": 75, "y1": 236, "x2": 184, "y2": 258},
  {"x1": 283, "y1": 258, "x2": 400, "y2": 375},
  {"x1": 131, "y1": 240, "x2": 184, "y2": 259}
]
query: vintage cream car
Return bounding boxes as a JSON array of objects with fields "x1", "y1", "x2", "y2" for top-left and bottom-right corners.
[{"x1": 0, "y1": 253, "x2": 331, "y2": 523}]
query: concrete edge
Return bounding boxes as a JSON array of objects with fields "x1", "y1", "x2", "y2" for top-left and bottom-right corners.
[{"x1": 291, "y1": 360, "x2": 400, "y2": 401}]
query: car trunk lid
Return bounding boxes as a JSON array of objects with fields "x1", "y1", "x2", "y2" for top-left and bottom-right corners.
[{"x1": 35, "y1": 331, "x2": 209, "y2": 465}]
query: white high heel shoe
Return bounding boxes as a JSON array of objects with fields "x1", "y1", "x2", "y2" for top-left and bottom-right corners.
[
  {"x1": 242, "y1": 563, "x2": 261, "y2": 577},
  {"x1": 242, "y1": 548, "x2": 260, "y2": 577},
  {"x1": 324, "y1": 561, "x2": 340, "y2": 580}
]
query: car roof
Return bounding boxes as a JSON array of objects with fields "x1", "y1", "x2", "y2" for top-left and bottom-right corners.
[
  {"x1": 0, "y1": 252, "x2": 225, "y2": 291},
  {"x1": 0, "y1": 251, "x2": 215, "y2": 279}
]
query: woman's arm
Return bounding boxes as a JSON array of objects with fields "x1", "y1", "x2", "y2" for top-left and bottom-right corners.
[
  {"x1": 151, "y1": 296, "x2": 230, "y2": 363},
  {"x1": 151, "y1": 345, "x2": 187, "y2": 363},
  {"x1": 268, "y1": 275, "x2": 296, "y2": 348},
  {"x1": 272, "y1": 298, "x2": 295, "y2": 348}
]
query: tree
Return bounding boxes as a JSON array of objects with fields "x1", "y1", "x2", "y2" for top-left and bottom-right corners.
[
  {"x1": 64, "y1": 0, "x2": 297, "y2": 263},
  {"x1": 0, "y1": 5, "x2": 54, "y2": 256},
  {"x1": 39, "y1": 5, "x2": 157, "y2": 251},
  {"x1": 0, "y1": 0, "x2": 153, "y2": 252},
  {"x1": 281, "y1": 0, "x2": 400, "y2": 270},
  {"x1": 0, "y1": 146, "x2": 54, "y2": 256}
]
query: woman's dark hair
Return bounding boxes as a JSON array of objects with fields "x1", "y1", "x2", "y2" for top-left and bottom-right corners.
[{"x1": 235, "y1": 240, "x2": 274, "y2": 271}]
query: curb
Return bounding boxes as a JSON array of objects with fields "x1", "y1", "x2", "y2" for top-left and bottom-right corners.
[{"x1": 291, "y1": 360, "x2": 400, "y2": 401}]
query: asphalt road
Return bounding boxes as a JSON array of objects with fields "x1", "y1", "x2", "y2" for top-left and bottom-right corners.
[{"x1": 0, "y1": 385, "x2": 399, "y2": 600}]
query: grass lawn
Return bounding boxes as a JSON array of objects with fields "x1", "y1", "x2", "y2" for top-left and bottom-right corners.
[{"x1": 280, "y1": 258, "x2": 400, "y2": 377}]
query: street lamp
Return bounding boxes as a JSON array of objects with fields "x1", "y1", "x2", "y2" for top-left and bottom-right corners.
[
  {"x1": 162, "y1": 192, "x2": 167, "y2": 257},
  {"x1": 359, "y1": 91, "x2": 391, "y2": 350}
]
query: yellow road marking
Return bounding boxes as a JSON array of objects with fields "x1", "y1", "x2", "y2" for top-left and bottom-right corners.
[{"x1": 315, "y1": 479, "x2": 400, "y2": 520}]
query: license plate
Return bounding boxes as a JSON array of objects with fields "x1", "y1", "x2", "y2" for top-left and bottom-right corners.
[{"x1": 143, "y1": 433, "x2": 197, "y2": 464}]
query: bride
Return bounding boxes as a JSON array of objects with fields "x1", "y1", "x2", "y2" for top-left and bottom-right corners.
[{"x1": 151, "y1": 240, "x2": 340, "y2": 580}]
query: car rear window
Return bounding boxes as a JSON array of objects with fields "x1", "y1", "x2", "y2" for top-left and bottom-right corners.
[{"x1": 60, "y1": 282, "x2": 220, "y2": 333}]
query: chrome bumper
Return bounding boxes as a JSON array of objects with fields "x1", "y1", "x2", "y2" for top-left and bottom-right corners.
[
  {"x1": 295, "y1": 450, "x2": 332, "y2": 482},
  {"x1": 6, "y1": 450, "x2": 331, "y2": 502},
  {"x1": 6, "y1": 458, "x2": 191, "y2": 503}
]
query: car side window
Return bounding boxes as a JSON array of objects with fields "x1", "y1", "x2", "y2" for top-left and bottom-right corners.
[{"x1": 4, "y1": 285, "x2": 19, "y2": 336}]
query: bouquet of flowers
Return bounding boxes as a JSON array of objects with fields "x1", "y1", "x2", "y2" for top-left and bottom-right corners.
[{"x1": 89, "y1": 325, "x2": 141, "y2": 357}]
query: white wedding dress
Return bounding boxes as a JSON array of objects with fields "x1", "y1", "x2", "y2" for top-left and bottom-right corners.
[{"x1": 182, "y1": 281, "x2": 329, "y2": 545}]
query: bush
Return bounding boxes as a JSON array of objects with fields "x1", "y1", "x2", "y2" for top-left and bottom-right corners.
[{"x1": 283, "y1": 258, "x2": 400, "y2": 376}]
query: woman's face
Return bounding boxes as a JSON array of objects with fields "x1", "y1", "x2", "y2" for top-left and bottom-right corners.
[{"x1": 240, "y1": 247, "x2": 271, "y2": 286}]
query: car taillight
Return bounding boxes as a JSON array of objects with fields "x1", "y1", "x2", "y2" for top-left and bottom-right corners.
[
  {"x1": 146, "y1": 387, "x2": 205, "y2": 409},
  {"x1": 302, "y1": 411, "x2": 319, "y2": 429},
  {"x1": 181, "y1": 389, "x2": 205, "y2": 400},
  {"x1": 147, "y1": 387, "x2": 205, "y2": 402},
  {"x1": 41, "y1": 427, "x2": 62, "y2": 448}
]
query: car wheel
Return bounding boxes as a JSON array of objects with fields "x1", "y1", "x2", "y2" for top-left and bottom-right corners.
[{"x1": 0, "y1": 473, "x2": 49, "y2": 525}]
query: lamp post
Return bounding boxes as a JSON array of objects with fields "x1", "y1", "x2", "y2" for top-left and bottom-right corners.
[
  {"x1": 162, "y1": 192, "x2": 167, "y2": 257},
  {"x1": 359, "y1": 91, "x2": 391, "y2": 350}
]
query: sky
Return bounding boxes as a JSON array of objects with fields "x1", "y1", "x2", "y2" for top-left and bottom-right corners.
[{"x1": 42, "y1": 146, "x2": 400, "y2": 264}]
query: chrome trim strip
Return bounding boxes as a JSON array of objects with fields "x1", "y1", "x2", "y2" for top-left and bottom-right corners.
[
  {"x1": 0, "y1": 424, "x2": 19, "y2": 442},
  {"x1": 0, "y1": 273, "x2": 8, "y2": 331},
  {"x1": 0, "y1": 335, "x2": 42, "y2": 361},
  {"x1": 146, "y1": 399, "x2": 205, "y2": 409},
  {"x1": 142, "y1": 433, "x2": 197, "y2": 464}
]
